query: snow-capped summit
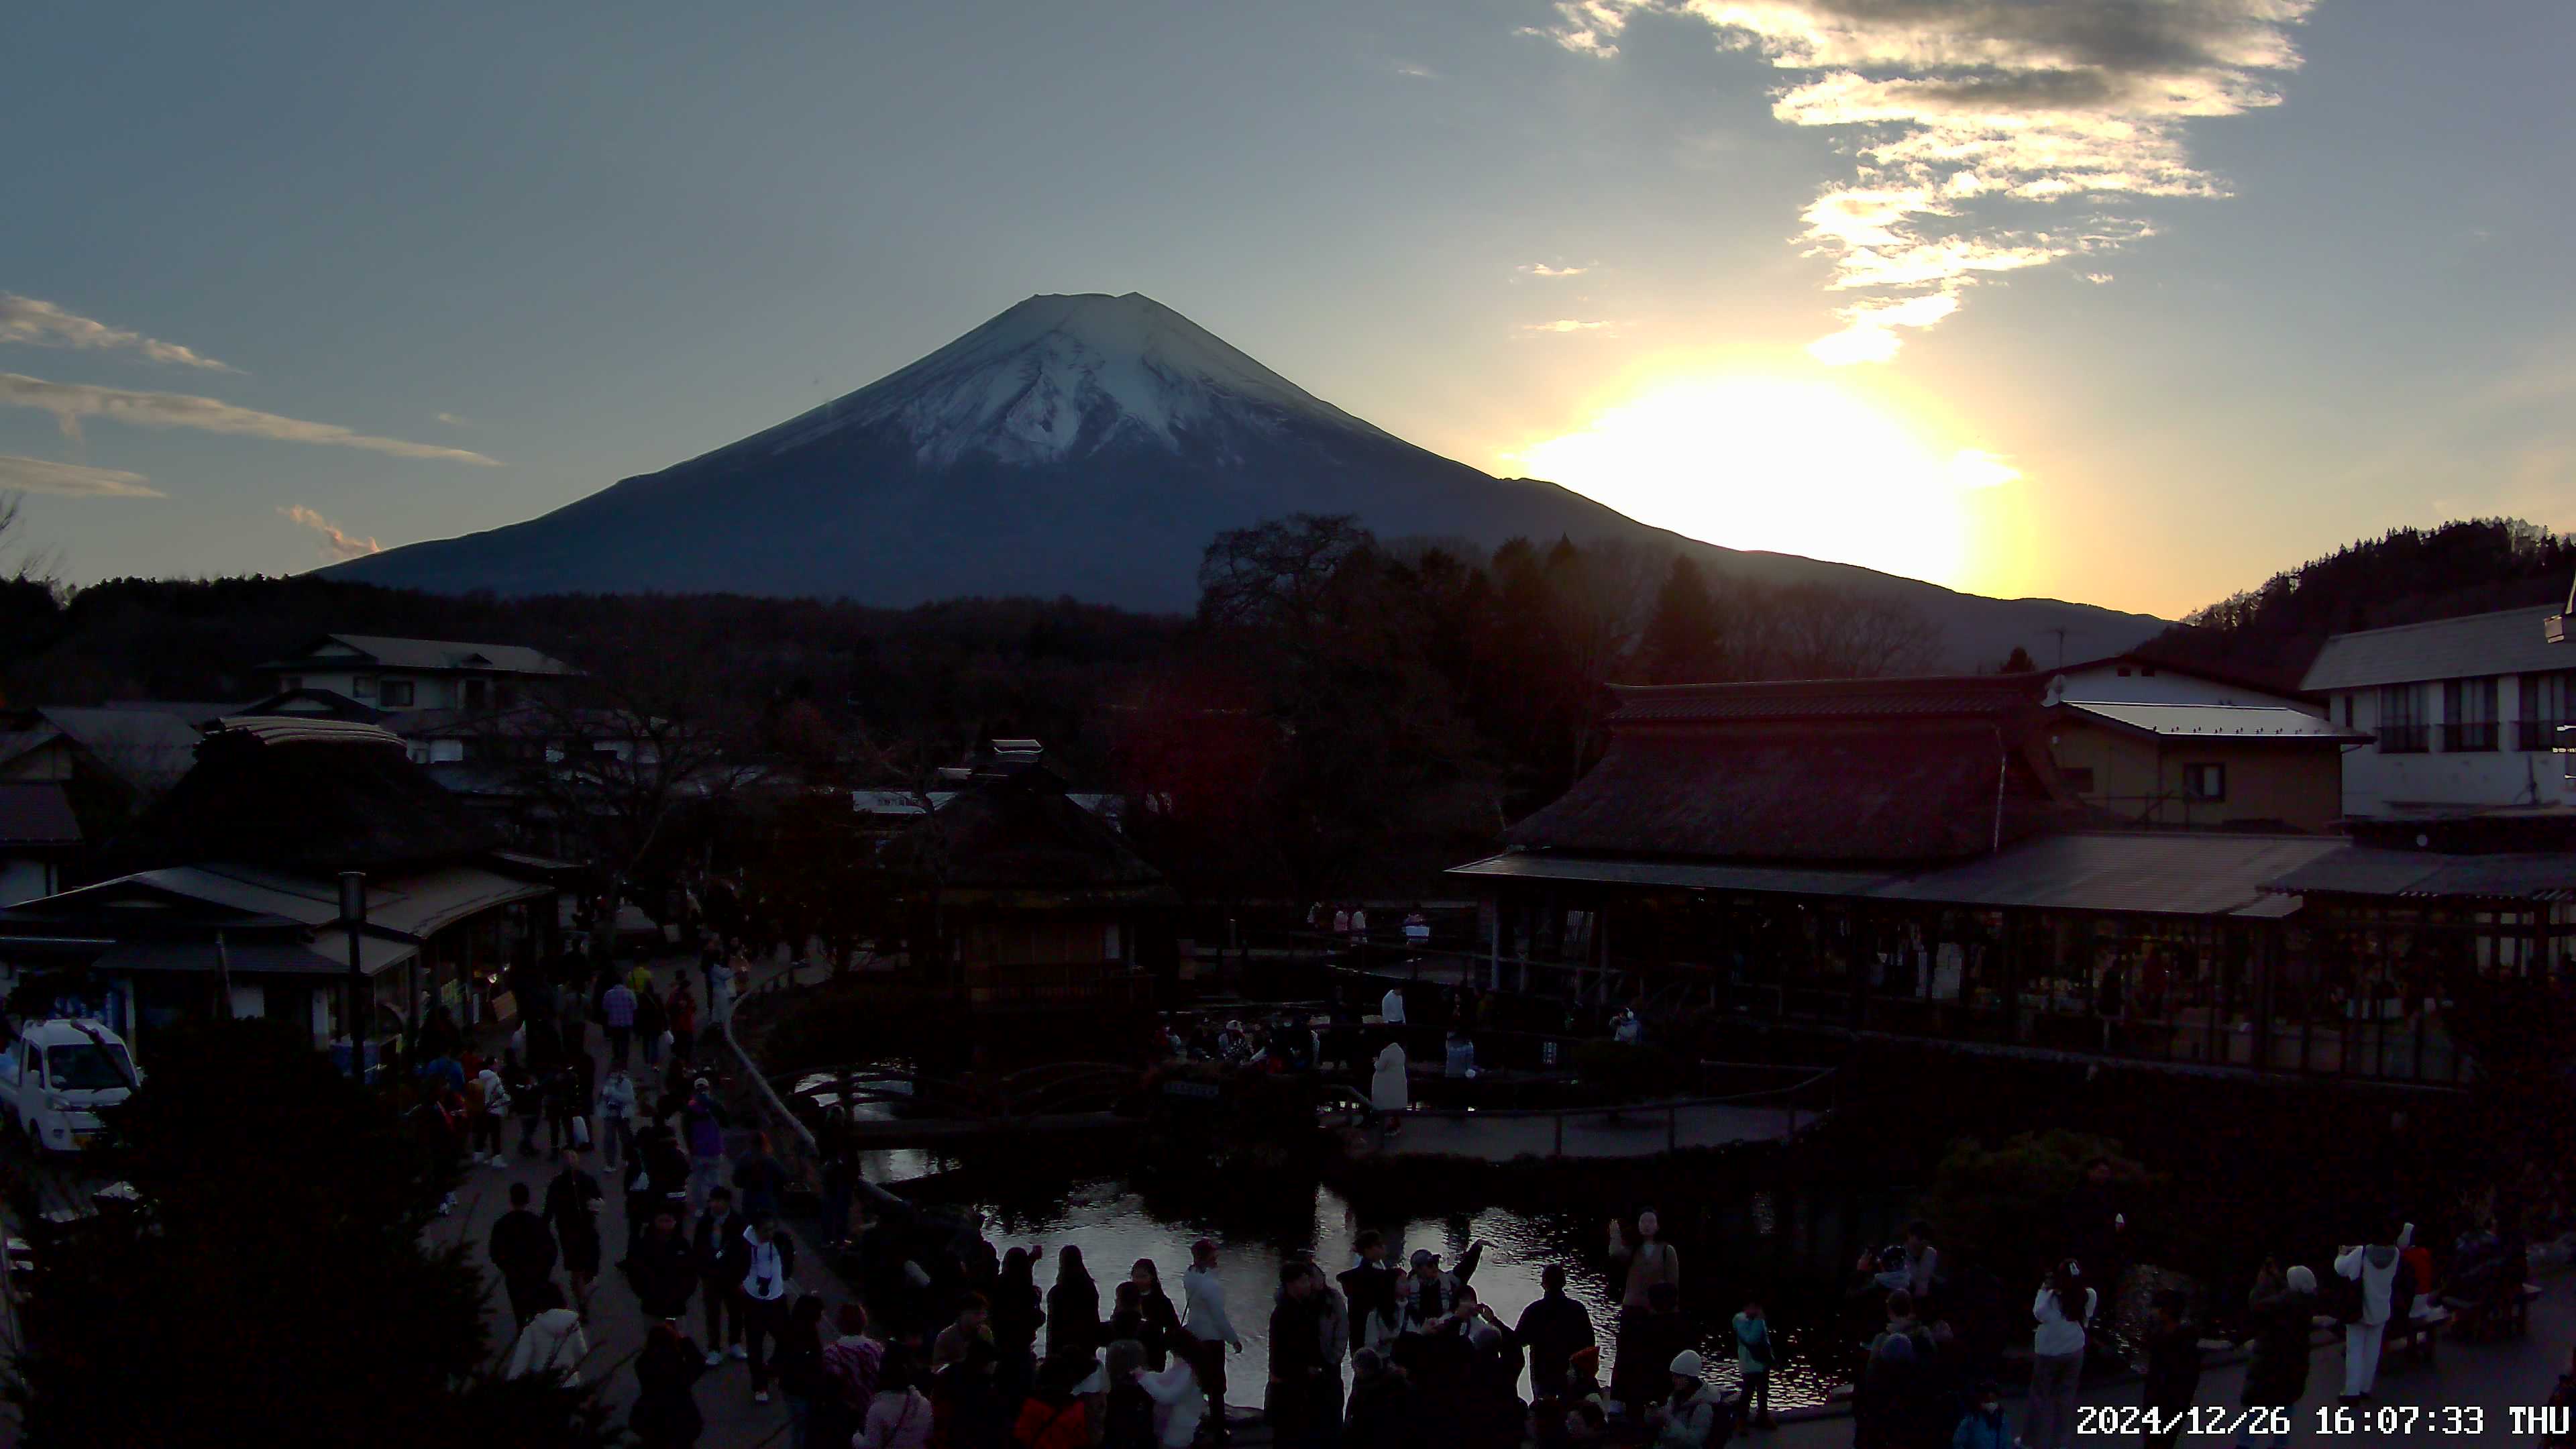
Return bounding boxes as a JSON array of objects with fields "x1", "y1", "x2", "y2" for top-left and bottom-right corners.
[
  {"x1": 763, "y1": 292, "x2": 1390, "y2": 467},
  {"x1": 327, "y1": 292, "x2": 2167, "y2": 665}
]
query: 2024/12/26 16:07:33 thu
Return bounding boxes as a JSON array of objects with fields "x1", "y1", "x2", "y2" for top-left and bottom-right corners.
[{"x1": 2078, "y1": 1405, "x2": 2495, "y2": 1437}]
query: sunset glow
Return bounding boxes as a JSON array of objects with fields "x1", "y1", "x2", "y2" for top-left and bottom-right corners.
[{"x1": 1513, "y1": 377, "x2": 2019, "y2": 589}]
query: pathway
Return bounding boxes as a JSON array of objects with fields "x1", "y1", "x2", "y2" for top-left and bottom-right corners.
[{"x1": 1381, "y1": 1100, "x2": 1814, "y2": 1161}]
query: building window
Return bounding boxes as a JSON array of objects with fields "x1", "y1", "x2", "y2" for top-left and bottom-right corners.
[
  {"x1": 2183, "y1": 763, "x2": 2226, "y2": 802},
  {"x1": 2443, "y1": 676, "x2": 2498, "y2": 751},
  {"x1": 2059, "y1": 766, "x2": 2096, "y2": 794},
  {"x1": 2522, "y1": 672, "x2": 2575, "y2": 751},
  {"x1": 351, "y1": 676, "x2": 375, "y2": 698},
  {"x1": 378, "y1": 679, "x2": 416, "y2": 707},
  {"x1": 2377, "y1": 683, "x2": 2429, "y2": 753},
  {"x1": 429, "y1": 739, "x2": 466, "y2": 763},
  {"x1": 463, "y1": 678, "x2": 490, "y2": 711}
]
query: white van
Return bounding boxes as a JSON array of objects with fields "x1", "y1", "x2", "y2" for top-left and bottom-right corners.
[{"x1": 0, "y1": 1020, "x2": 141, "y2": 1155}]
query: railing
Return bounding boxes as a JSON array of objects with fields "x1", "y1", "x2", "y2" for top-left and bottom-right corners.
[
  {"x1": 2443, "y1": 720, "x2": 2499, "y2": 752},
  {"x1": 2376, "y1": 724, "x2": 2430, "y2": 753},
  {"x1": 2519, "y1": 718, "x2": 2571, "y2": 752}
]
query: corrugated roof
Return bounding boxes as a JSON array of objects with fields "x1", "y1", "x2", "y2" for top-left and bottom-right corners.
[
  {"x1": 260, "y1": 634, "x2": 573, "y2": 677},
  {"x1": 1870, "y1": 833, "x2": 2347, "y2": 916},
  {"x1": 213, "y1": 717, "x2": 406, "y2": 748},
  {"x1": 2059, "y1": 700, "x2": 2367, "y2": 741},
  {"x1": 2300, "y1": 606, "x2": 2568, "y2": 692},
  {"x1": 91, "y1": 935, "x2": 417, "y2": 977},
  {"x1": 2261, "y1": 847, "x2": 2576, "y2": 902},
  {"x1": 0, "y1": 782, "x2": 80, "y2": 847},
  {"x1": 1450, "y1": 852, "x2": 1895, "y2": 896}
]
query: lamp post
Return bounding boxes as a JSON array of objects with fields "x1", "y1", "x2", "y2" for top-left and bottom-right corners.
[{"x1": 339, "y1": 871, "x2": 368, "y2": 1083}]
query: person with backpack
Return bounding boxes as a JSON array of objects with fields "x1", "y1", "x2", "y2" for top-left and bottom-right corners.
[
  {"x1": 2025, "y1": 1262, "x2": 2095, "y2": 1449},
  {"x1": 2332, "y1": 1220, "x2": 2413, "y2": 1401},
  {"x1": 629, "y1": 1206, "x2": 698, "y2": 1322},
  {"x1": 504, "y1": 1279, "x2": 591, "y2": 1384},
  {"x1": 682, "y1": 1077, "x2": 729, "y2": 1212},
  {"x1": 741, "y1": 1216, "x2": 800, "y2": 1404},
  {"x1": 2235, "y1": 1263, "x2": 2315, "y2": 1448},
  {"x1": 1013, "y1": 1352, "x2": 1094, "y2": 1449},
  {"x1": 2141, "y1": 1288, "x2": 2202, "y2": 1448},
  {"x1": 633, "y1": 1319, "x2": 710, "y2": 1449},
  {"x1": 692, "y1": 1187, "x2": 751, "y2": 1365},
  {"x1": 857, "y1": 1350, "x2": 934, "y2": 1449}
]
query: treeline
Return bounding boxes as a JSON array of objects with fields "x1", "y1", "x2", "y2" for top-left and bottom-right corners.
[
  {"x1": 1113, "y1": 515, "x2": 1942, "y2": 901},
  {"x1": 2142, "y1": 519, "x2": 2575, "y2": 689}
]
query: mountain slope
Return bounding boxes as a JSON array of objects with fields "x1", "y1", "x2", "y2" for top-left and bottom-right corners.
[{"x1": 329, "y1": 292, "x2": 2163, "y2": 667}]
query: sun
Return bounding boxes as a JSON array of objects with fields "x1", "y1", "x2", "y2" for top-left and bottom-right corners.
[{"x1": 1511, "y1": 376, "x2": 2015, "y2": 588}]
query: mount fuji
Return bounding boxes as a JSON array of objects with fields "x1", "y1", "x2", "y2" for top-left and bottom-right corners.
[{"x1": 329, "y1": 292, "x2": 2164, "y2": 663}]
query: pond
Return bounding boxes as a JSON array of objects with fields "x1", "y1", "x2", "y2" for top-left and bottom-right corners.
[{"x1": 860, "y1": 1147, "x2": 1913, "y2": 1411}]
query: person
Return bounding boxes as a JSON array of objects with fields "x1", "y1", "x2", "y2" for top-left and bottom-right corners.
[
  {"x1": 2235, "y1": 1263, "x2": 2314, "y2": 1448},
  {"x1": 506, "y1": 1057, "x2": 545, "y2": 1157},
  {"x1": 2141, "y1": 1288, "x2": 2201, "y2": 1448},
  {"x1": 821, "y1": 1302, "x2": 885, "y2": 1447},
  {"x1": 856, "y1": 1350, "x2": 934, "y2": 1448},
  {"x1": 469, "y1": 1063, "x2": 510, "y2": 1166},
  {"x1": 505, "y1": 1279, "x2": 591, "y2": 1383},
  {"x1": 1180, "y1": 1238, "x2": 1242, "y2": 1435},
  {"x1": 488, "y1": 1180, "x2": 558, "y2": 1326},
  {"x1": 1350, "y1": 905, "x2": 1369, "y2": 938},
  {"x1": 627, "y1": 1121, "x2": 692, "y2": 1260},
  {"x1": 1855, "y1": 1322, "x2": 1925, "y2": 1449},
  {"x1": 936, "y1": 1292, "x2": 997, "y2": 1370},
  {"x1": 1646, "y1": 1350, "x2": 1727, "y2": 1449},
  {"x1": 603, "y1": 975, "x2": 639, "y2": 1069},
  {"x1": 637, "y1": 978, "x2": 668, "y2": 1069},
  {"x1": 1112, "y1": 1258, "x2": 1182, "y2": 1370},
  {"x1": 710, "y1": 950, "x2": 739, "y2": 1026},
  {"x1": 741, "y1": 1215, "x2": 799, "y2": 1403},
  {"x1": 774, "y1": 1293, "x2": 828, "y2": 1449},
  {"x1": 1267, "y1": 1263, "x2": 1333, "y2": 1449},
  {"x1": 1344, "y1": 1346, "x2": 1415, "y2": 1449},
  {"x1": 1863, "y1": 1220, "x2": 1939, "y2": 1303},
  {"x1": 1953, "y1": 1380, "x2": 2010, "y2": 1449},
  {"x1": 544, "y1": 1140, "x2": 608, "y2": 1320},
  {"x1": 1380, "y1": 983, "x2": 1405, "y2": 1024},
  {"x1": 2333, "y1": 1220, "x2": 2413, "y2": 1401},
  {"x1": 597, "y1": 1064, "x2": 639, "y2": 1169},
  {"x1": 2025, "y1": 1260, "x2": 2096, "y2": 1449},
  {"x1": 1015, "y1": 1352, "x2": 1095, "y2": 1449},
  {"x1": 1138, "y1": 1334, "x2": 1208, "y2": 1449},
  {"x1": 1398, "y1": 1242, "x2": 1485, "y2": 1335},
  {"x1": 1515, "y1": 1264, "x2": 1596, "y2": 1401},
  {"x1": 692, "y1": 1186, "x2": 751, "y2": 1365},
  {"x1": 2065, "y1": 1157, "x2": 2127, "y2": 1299},
  {"x1": 629, "y1": 1206, "x2": 698, "y2": 1322},
  {"x1": 1404, "y1": 910, "x2": 1431, "y2": 949},
  {"x1": 733, "y1": 1130, "x2": 792, "y2": 1223},
  {"x1": 1047, "y1": 1244, "x2": 1102, "y2": 1366},
  {"x1": 682, "y1": 1077, "x2": 729, "y2": 1211},
  {"x1": 1096, "y1": 1340, "x2": 1157, "y2": 1449},
  {"x1": 1444, "y1": 1029, "x2": 1476, "y2": 1079},
  {"x1": 633, "y1": 1318, "x2": 710, "y2": 1449},
  {"x1": 667, "y1": 979, "x2": 699, "y2": 1064},
  {"x1": 1609, "y1": 1210, "x2": 1681, "y2": 1310},
  {"x1": 1370, "y1": 1038, "x2": 1409, "y2": 1135},
  {"x1": 1340, "y1": 1230, "x2": 1405, "y2": 1358},
  {"x1": 1611, "y1": 1283, "x2": 1690, "y2": 1421},
  {"x1": 1732, "y1": 1298, "x2": 1776, "y2": 1431},
  {"x1": 821, "y1": 1142, "x2": 859, "y2": 1253}
]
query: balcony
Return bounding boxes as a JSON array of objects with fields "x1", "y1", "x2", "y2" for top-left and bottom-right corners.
[
  {"x1": 2443, "y1": 720, "x2": 2499, "y2": 752},
  {"x1": 2376, "y1": 724, "x2": 2430, "y2": 754},
  {"x1": 2520, "y1": 718, "x2": 2571, "y2": 752}
]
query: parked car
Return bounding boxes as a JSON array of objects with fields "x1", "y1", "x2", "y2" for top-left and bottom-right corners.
[{"x1": 0, "y1": 1020, "x2": 141, "y2": 1155}]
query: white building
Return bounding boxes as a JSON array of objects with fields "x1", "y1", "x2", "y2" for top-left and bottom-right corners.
[
  {"x1": 2300, "y1": 604, "x2": 2575, "y2": 817},
  {"x1": 256, "y1": 634, "x2": 574, "y2": 713}
]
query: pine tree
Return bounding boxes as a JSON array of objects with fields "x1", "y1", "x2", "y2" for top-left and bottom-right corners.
[{"x1": 1638, "y1": 555, "x2": 1725, "y2": 684}]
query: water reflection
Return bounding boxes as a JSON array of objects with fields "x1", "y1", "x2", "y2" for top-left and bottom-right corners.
[{"x1": 888, "y1": 1169, "x2": 1872, "y2": 1411}]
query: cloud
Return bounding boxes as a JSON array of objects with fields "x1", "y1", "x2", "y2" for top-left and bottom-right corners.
[
  {"x1": 1534, "y1": 1, "x2": 2312, "y2": 362},
  {"x1": 0, "y1": 374, "x2": 498, "y2": 465},
  {"x1": 434, "y1": 411, "x2": 472, "y2": 426},
  {"x1": 1519, "y1": 263, "x2": 1593, "y2": 278},
  {"x1": 1394, "y1": 61, "x2": 1438, "y2": 79},
  {"x1": 1522, "y1": 319, "x2": 1616, "y2": 333},
  {"x1": 280, "y1": 504, "x2": 382, "y2": 561},
  {"x1": 0, "y1": 293, "x2": 233, "y2": 372},
  {"x1": 0, "y1": 453, "x2": 164, "y2": 498}
]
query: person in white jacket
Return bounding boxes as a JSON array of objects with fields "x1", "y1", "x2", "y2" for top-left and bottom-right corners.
[
  {"x1": 1648, "y1": 1350, "x2": 1729, "y2": 1448},
  {"x1": 504, "y1": 1281, "x2": 589, "y2": 1385},
  {"x1": 1140, "y1": 1343, "x2": 1207, "y2": 1448},
  {"x1": 1370, "y1": 1040, "x2": 1408, "y2": 1136},
  {"x1": 1181, "y1": 1239, "x2": 1241, "y2": 1432},
  {"x1": 2334, "y1": 1222, "x2": 2413, "y2": 1400},
  {"x1": 2025, "y1": 1260, "x2": 2096, "y2": 1449}
]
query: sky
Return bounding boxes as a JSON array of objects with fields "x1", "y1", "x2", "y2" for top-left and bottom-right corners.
[{"x1": 2, "y1": 0, "x2": 2571, "y2": 619}]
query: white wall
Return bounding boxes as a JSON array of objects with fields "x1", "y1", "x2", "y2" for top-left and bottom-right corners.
[
  {"x1": 0, "y1": 857, "x2": 54, "y2": 908},
  {"x1": 2056, "y1": 663, "x2": 2318, "y2": 710},
  {"x1": 2335, "y1": 682, "x2": 2575, "y2": 815}
]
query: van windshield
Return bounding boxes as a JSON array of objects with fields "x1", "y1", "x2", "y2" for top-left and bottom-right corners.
[{"x1": 42, "y1": 1044, "x2": 134, "y2": 1091}]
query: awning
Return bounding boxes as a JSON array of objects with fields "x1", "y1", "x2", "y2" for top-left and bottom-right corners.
[
  {"x1": 89, "y1": 934, "x2": 418, "y2": 977},
  {"x1": 1868, "y1": 833, "x2": 2350, "y2": 916},
  {"x1": 2261, "y1": 847, "x2": 2576, "y2": 902},
  {"x1": 1448, "y1": 853, "x2": 1896, "y2": 897}
]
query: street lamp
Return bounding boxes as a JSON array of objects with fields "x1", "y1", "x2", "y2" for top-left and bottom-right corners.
[{"x1": 339, "y1": 871, "x2": 368, "y2": 1082}]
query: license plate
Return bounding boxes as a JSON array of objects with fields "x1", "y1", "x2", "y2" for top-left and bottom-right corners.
[{"x1": 71, "y1": 1132, "x2": 96, "y2": 1149}]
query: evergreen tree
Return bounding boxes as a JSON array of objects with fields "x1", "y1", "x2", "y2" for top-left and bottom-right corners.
[
  {"x1": 7, "y1": 1018, "x2": 607, "y2": 1448},
  {"x1": 1998, "y1": 645, "x2": 2037, "y2": 674},
  {"x1": 1637, "y1": 555, "x2": 1726, "y2": 684}
]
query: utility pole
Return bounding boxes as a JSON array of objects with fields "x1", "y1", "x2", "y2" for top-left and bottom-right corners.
[{"x1": 339, "y1": 872, "x2": 369, "y2": 1083}]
